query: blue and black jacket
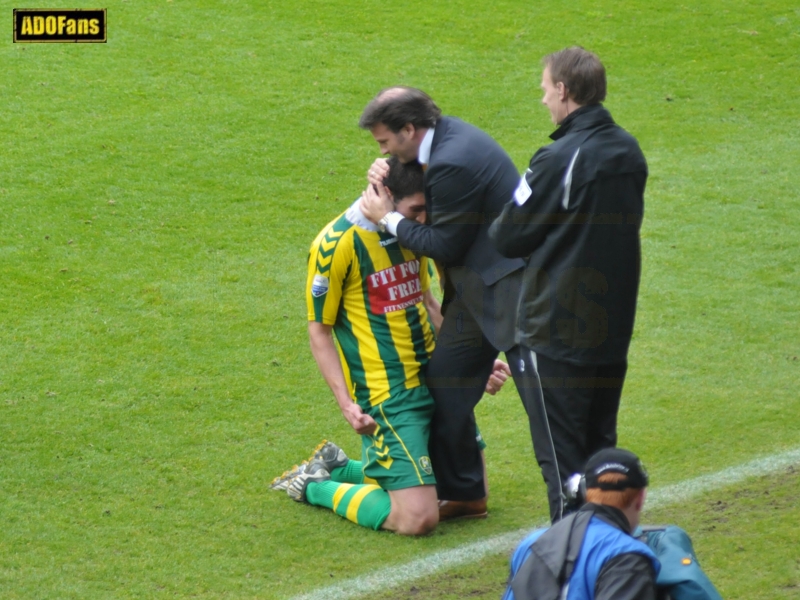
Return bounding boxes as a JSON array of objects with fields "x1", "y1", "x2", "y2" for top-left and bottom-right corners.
[{"x1": 503, "y1": 504, "x2": 660, "y2": 600}]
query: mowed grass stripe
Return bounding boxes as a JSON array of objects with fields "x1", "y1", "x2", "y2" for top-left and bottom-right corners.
[{"x1": 290, "y1": 446, "x2": 800, "y2": 600}]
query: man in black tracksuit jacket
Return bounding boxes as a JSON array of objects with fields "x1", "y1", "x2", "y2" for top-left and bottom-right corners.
[{"x1": 489, "y1": 47, "x2": 647, "y2": 522}]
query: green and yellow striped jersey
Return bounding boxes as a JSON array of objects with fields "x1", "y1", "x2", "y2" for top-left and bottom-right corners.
[{"x1": 306, "y1": 202, "x2": 436, "y2": 407}]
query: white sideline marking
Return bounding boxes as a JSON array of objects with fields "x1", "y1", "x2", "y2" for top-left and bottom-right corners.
[
  {"x1": 289, "y1": 447, "x2": 800, "y2": 600},
  {"x1": 645, "y1": 446, "x2": 800, "y2": 509}
]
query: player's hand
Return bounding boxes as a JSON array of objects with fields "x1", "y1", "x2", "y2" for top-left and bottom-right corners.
[
  {"x1": 485, "y1": 359, "x2": 512, "y2": 395},
  {"x1": 361, "y1": 181, "x2": 394, "y2": 224},
  {"x1": 367, "y1": 158, "x2": 390, "y2": 187},
  {"x1": 341, "y1": 402, "x2": 378, "y2": 436}
]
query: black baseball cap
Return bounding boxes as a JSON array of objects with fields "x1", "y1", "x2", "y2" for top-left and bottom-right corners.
[{"x1": 584, "y1": 448, "x2": 649, "y2": 491}]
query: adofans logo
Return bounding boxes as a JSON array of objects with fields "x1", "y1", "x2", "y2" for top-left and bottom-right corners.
[{"x1": 14, "y1": 9, "x2": 106, "y2": 43}]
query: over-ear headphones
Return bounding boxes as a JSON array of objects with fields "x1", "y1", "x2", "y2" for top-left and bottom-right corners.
[
  {"x1": 564, "y1": 448, "x2": 648, "y2": 508},
  {"x1": 563, "y1": 472, "x2": 586, "y2": 506}
]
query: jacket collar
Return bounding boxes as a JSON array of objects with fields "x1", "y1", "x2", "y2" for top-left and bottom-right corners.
[
  {"x1": 580, "y1": 502, "x2": 633, "y2": 534},
  {"x1": 429, "y1": 116, "x2": 452, "y2": 157},
  {"x1": 418, "y1": 127, "x2": 435, "y2": 165},
  {"x1": 550, "y1": 104, "x2": 614, "y2": 141}
]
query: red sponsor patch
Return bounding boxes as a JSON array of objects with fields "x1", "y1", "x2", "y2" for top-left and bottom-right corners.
[{"x1": 366, "y1": 260, "x2": 423, "y2": 314}]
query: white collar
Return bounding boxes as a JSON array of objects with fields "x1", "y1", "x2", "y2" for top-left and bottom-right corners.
[
  {"x1": 417, "y1": 126, "x2": 435, "y2": 166},
  {"x1": 345, "y1": 197, "x2": 379, "y2": 231}
]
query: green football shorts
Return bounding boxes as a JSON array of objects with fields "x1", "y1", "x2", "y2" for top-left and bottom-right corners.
[{"x1": 361, "y1": 386, "x2": 436, "y2": 491}]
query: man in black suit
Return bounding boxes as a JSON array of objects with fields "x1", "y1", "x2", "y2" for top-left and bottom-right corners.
[{"x1": 359, "y1": 86, "x2": 525, "y2": 520}]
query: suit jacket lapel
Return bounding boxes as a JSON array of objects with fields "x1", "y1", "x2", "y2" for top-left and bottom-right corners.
[{"x1": 429, "y1": 116, "x2": 450, "y2": 159}]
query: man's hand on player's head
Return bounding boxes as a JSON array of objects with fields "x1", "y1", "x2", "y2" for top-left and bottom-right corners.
[
  {"x1": 366, "y1": 158, "x2": 390, "y2": 187},
  {"x1": 361, "y1": 181, "x2": 394, "y2": 224}
]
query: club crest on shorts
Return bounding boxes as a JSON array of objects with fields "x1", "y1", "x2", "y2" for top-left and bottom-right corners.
[
  {"x1": 419, "y1": 456, "x2": 432, "y2": 475},
  {"x1": 311, "y1": 274, "x2": 329, "y2": 297}
]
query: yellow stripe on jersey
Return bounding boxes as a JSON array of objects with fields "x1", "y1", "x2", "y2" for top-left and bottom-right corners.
[{"x1": 306, "y1": 210, "x2": 436, "y2": 406}]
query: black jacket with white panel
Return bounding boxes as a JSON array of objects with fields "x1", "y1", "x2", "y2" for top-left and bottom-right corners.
[{"x1": 489, "y1": 104, "x2": 647, "y2": 365}]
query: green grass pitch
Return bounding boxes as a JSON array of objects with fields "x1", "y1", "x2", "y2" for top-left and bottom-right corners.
[{"x1": 1, "y1": 0, "x2": 798, "y2": 598}]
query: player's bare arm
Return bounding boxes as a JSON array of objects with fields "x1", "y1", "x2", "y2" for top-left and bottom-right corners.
[
  {"x1": 422, "y1": 289, "x2": 443, "y2": 335},
  {"x1": 308, "y1": 321, "x2": 377, "y2": 435}
]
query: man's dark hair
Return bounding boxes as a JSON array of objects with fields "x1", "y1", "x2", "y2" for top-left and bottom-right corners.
[
  {"x1": 382, "y1": 156, "x2": 424, "y2": 202},
  {"x1": 359, "y1": 87, "x2": 441, "y2": 133},
  {"x1": 544, "y1": 47, "x2": 607, "y2": 105}
]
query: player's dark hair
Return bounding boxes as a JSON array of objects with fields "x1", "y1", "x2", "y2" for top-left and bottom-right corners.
[
  {"x1": 544, "y1": 47, "x2": 607, "y2": 105},
  {"x1": 359, "y1": 87, "x2": 441, "y2": 133},
  {"x1": 382, "y1": 156, "x2": 424, "y2": 202}
]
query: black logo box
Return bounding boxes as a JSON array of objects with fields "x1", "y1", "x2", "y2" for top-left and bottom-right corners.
[{"x1": 14, "y1": 9, "x2": 106, "y2": 43}]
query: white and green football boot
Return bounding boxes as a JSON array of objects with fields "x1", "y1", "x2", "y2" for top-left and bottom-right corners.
[
  {"x1": 269, "y1": 462, "x2": 308, "y2": 492},
  {"x1": 307, "y1": 440, "x2": 349, "y2": 472},
  {"x1": 287, "y1": 460, "x2": 331, "y2": 503}
]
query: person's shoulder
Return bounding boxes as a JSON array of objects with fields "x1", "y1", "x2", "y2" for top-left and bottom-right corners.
[
  {"x1": 597, "y1": 119, "x2": 642, "y2": 145},
  {"x1": 451, "y1": 116, "x2": 501, "y2": 145},
  {"x1": 434, "y1": 116, "x2": 500, "y2": 150},
  {"x1": 430, "y1": 117, "x2": 512, "y2": 177},
  {"x1": 589, "y1": 516, "x2": 652, "y2": 554},
  {"x1": 527, "y1": 139, "x2": 576, "y2": 176},
  {"x1": 588, "y1": 122, "x2": 647, "y2": 169},
  {"x1": 521, "y1": 527, "x2": 548, "y2": 547},
  {"x1": 613, "y1": 127, "x2": 646, "y2": 159},
  {"x1": 529, "y1": 141, "x2": 556, "y2": 164},
  {"x1": 514, "y1": 527, "x2": 549, "y2": 556},
  {"x1": 510, "y1": 527, "x2": 548, "y2": 568},
  {"x1": 309, "y1": 211, "x2": 355, "y2": 255},
  {"x1": 582, "y1": 109, "x2": 642, "y2": 149}
]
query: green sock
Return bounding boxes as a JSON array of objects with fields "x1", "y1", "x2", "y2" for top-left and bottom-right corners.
[
  {"x1": 330, "y1": 459, "x2": 364, "y2": 484},
  {"x1": 306, "y1": 480, "x2": 391, "y2": 531}
]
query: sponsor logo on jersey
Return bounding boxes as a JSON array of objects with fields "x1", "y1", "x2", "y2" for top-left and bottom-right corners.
[
  {"x1": 419, "y1": 456, "x2": 432, "y2": 475},
  {"x1": 366, "y1": 259, "x2": 423, "y2": 314},
  {"x1": 13, "y1": 9, "x2": 107, "y2": 43},
  {"x1": 379, "y1": 237, "x2": 398, "y2": 247},
  {"x1": 311, "y1": 274, "x2": 329, "y2": 297}
]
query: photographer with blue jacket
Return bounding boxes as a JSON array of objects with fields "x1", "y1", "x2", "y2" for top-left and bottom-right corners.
[{"x1": 504, "y1": 448, "x2": 659, "y2": 600}]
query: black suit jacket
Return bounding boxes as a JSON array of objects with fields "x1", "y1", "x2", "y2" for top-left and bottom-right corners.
[{"x1": 395, "y1": 116, "x2": 525, "y2": 350}]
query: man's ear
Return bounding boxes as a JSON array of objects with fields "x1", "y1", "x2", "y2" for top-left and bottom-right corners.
[
  {"x1": 633, "y1": 488, "x2": 646, "y2": 512},
  {"x1": 401, "y1": 123, "x2": 416, "y2": 138},
  {"x1": 383, "y1": 185, "x2": 395, "y2": 204},
  {"x1": 557, "y1": 81, "x2": 568, "y2": 102}
]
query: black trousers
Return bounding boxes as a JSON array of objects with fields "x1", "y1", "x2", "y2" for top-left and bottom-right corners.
[
  {"x1": 424, "y1": 268, "x2": 523, "y2": 501},
  {"x1": 426, "y1": 310, "x2": 501, "y2": 502},
  {"x1": 506, "y1": 346, "x2": 627, "y2": 523},
  {"x1": 427, "y1": 305, "x2": 626, "y2": 522}
]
